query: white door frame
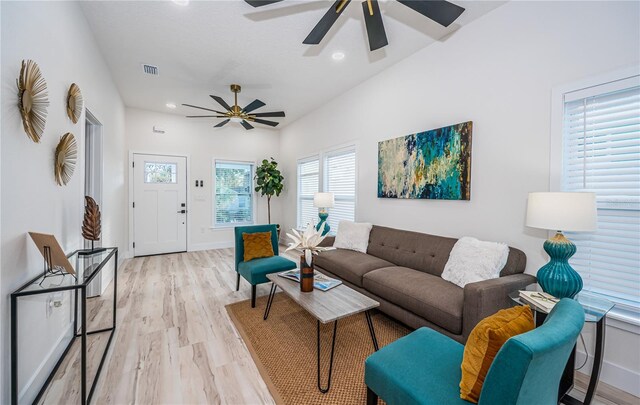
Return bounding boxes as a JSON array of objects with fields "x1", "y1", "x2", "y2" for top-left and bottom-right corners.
[{"x1": 128, "y1": 150, "x2": 191, "y2": 257}]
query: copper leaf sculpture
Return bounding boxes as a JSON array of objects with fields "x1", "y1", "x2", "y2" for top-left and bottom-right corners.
[{"x1": 82, "y1": 196, "x2": 101, "y2": 241}]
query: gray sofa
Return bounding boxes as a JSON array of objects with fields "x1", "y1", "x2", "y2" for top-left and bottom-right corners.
[{"x1": 314, "y1": 225, "x2": 535, "y2": 343}]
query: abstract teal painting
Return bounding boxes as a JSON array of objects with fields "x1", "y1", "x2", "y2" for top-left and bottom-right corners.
[{"x1": 378, "y1": 121, "x2": 472, "y2": 200}]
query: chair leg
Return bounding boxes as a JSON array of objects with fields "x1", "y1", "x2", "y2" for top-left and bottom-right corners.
[
  {"x1": 366, "y1": 387, "x2": 378, "y2": 405},
  {"x1": 251, "y1": 285, "x2": 257, "y2": 308},
  {"x1": 235, "y1": 273, "x2": 240, "y2": 291}
]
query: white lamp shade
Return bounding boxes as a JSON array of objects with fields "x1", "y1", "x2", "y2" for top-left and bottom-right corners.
[
  {"x1": 313, "y1": 192, "x2": 335, "y2": 208},
  {"x1": 526, "y1": 192, "x2": 597, "y2": 232}
]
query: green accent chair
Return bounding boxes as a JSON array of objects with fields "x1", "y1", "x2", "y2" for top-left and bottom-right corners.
[
  {"x1": 365, "y1": 298, "x2": 585, "y2": 405},
  {"x1": 234, "y1": 224, "x2": 296, "y2": 308}
]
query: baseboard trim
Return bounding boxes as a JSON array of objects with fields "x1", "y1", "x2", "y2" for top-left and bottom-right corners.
[
  {"x1": 576, "y1": 349, "x2": 640, "y2": 397},
  {"x1": 19, "y1": 322, "x2": 74, "y2": 403},
  {"x1": 188, "y1": 241, "x2": 234, "y2": 252}
]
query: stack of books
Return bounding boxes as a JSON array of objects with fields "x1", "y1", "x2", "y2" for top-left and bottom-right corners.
[
  {"x1": 278, "y1": 269, "x2": 342, "y2": 291},
  {"x1": 518, "y1": 290, "x2": 559, "y2": 313}
]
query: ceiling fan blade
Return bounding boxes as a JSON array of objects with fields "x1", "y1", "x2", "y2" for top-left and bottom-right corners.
[
  {"x1": 243, "y1": 99, "x2": 266, "y2": 113},
  {"x1": 303, "y1": 0, "x2": 351, "y2": 45},
  {"x1": 251, "y1": 111, "x2": 285, "y2": 118},
  {"x1": 397, "y1": 0, "x2": 464, "y2": 27},
  {"x1": 253, "y1": 118, "x2": 280, "y2": 127},
  {"x1": 214, "y1": 119, "x2": 230, "y2": 128},
  {"x1": 245, "y1": 0, "x2": 284, "y2": 7},
  {"x1": 241, "y1": 120, "x2": 255, "y2": 130},
  {"x1": 186, "y1": 115, "x2": 228, "y2": 118},
  {"x1": 362, "y1": 0, "x2": 388, "y2": 51},
  {"x1": 209, "y1": 95, "x2": 233, "y2": 111},
  {"x1": 182, "y1": 104, "x2": 227, "y2": 114}
]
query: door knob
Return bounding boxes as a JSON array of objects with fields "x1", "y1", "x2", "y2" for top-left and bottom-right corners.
[{"x1": 177, "y1": 210, "x2": 186, "y2": 214}]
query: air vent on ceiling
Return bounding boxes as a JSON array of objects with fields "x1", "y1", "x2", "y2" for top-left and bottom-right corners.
[{"x1": 142, "y1": 64, "x2": 159, "y2": 76}]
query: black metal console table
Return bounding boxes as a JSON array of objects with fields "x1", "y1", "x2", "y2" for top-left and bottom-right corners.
[{"x1": 11, "y1": 247, "x2": 118, "y2": 405}]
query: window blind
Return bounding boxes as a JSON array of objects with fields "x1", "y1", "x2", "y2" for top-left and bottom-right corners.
[
  {"x1": 325, "y1": 148, "x2": 356, "y2": 233},
  {"x1": 562, "y1": 80, "x2": 640, "y2": 312},
  {"x1": 214, "y1": 161, "x2": 254, "y2": 226},
  {"x1": 297, "y1": 157, "x2": 319, "y2": 229}
]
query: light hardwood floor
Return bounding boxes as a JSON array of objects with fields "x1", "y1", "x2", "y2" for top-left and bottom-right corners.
[{"x1": 39, "y1": 249, "x2": 637, "y2": 405}]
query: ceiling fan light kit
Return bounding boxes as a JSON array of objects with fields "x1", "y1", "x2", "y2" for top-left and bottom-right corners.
[
  {"x1": 245, "y1": 0, "x2": 465, "y2": 51},
  {"x1": 183, "y1": 84, "x2": 285, "y2": 130}
]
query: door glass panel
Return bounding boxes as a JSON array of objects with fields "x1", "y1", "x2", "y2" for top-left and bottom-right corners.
[{"x1": 144, "y1": 162, "x2": 177, "y2": 184}]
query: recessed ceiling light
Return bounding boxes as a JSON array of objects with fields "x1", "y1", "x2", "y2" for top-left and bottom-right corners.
[
  {"x1": 166, "y1": 103, "x2": 177, "y2": 109},
  {"x1": 332, "y1": 51, "x2": 345, "y2": 61},
  {"x1": 172, "y1": 0, "x2": 189, "y2": 6}
]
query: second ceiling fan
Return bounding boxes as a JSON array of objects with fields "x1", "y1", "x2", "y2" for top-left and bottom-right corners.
[{"x1": 245, "y1": 0, "x2": 466, "y2": 51}]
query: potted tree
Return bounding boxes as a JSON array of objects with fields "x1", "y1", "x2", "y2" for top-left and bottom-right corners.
[{"x1": 254, "y1": 157, "x2": 284, "y2": 234}]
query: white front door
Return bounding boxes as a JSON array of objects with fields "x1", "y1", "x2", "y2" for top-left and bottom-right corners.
[{"x1": 133, "y1": 154, "x2": 187, "y2": 256}]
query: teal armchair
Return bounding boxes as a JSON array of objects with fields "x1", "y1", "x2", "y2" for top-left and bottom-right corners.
[
  {"x1": 234, "y1": 225, "x2": 296, "y2": 308},
  {"x1": 365, "y1": 298, "x2": 585, "y2": 405}
]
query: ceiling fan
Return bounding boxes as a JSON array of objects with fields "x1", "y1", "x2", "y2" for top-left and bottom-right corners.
[
  {"x1": 245, "y1": 0, "x2": 465, "y2": 51},
  {"x1": 182, "y1": 84, "x2": 285, "y2": 130}
]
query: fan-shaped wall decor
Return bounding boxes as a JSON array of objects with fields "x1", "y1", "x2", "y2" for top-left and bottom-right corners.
[
  {"x1": 54, "y1": 133, "x2": 77, "y2": 186},
  {"x1": 66, "y1": 83, "x2": 83, "y2": 124},
  {"x1": 17, "y1": 59, "x2": 49, "y2": 143}
]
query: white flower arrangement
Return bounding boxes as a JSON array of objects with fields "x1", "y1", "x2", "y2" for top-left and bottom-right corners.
[{"x1": 285, "y1": 223, "x2": 331, "y2": 266}]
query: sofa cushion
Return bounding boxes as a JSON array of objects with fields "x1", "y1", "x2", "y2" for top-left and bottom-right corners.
[
  {"x1": 363, "y1": 266, "x2": 464, "y2": 334},
  {"x1": 366, "y1": 226, "x2": 458, "y2": 277},
  {"x1": 366, "y1": 225, "x2": 527, "y2": 277},
  {"x1": 313, "y1": 249, "x2": 393, "y2": 287}
]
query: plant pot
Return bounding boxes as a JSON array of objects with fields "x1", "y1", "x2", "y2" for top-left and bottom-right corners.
[{"x1": 299, "y1": 254, "x2": 314, "y2": 293}]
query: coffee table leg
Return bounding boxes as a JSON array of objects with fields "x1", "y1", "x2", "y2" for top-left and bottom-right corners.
[
  {"x1": 365, "y1": 310, "x2": 379, "y2": 351},
  {"x1": 317, "y1": 320, "x2": 338, "y2": 394},
  {"x1": 263, "y1": 283, "x2": 277, "y2": 321}
]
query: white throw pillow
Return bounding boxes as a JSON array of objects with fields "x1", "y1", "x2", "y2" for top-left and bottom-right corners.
[
  {"x1": 441, "y1": 237, "x2": 509, "y2": 288},
  {"x1": 333, "y1": 221, "x2": 373, "y2": 254}
]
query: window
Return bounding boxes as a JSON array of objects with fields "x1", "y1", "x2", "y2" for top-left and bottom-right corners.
[
  {"x1": 297, "y1": 156, "x2": 319, "y2": 229},
  {"x1": 214, "y1": 161, "x2": 254, "y2": 226},
  {"x1": 144, "y1": 162, "x2": 177, "y2": 183},
  {"x1": 324, "y1": 147, "x2": 356, "y2": 232},
  {"x1": 561, "y1": 76, "x2": 640, "y2": 314}
]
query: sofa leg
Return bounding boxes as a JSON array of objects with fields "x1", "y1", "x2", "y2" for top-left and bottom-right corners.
[
  {"x1": 235, "y1": 273, "x2": 240, "y2": 291},
  {"x1": 366, "y1": 387, "x2": 378, "y2": 405},
  {"x1": 251, "y1": 285, "x2": 256, "y2": 308}
]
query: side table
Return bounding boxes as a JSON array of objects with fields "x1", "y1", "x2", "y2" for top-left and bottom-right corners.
[{"x1": 509, "y1": 285, "x2": 614, "y2": 405}]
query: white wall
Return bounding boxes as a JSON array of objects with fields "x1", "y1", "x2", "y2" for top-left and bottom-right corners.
[
  {"x1": 0, "y1": 2, "x2": 126, "y2": 403},
  {"x1": 125, "y1": 107, "x2": 283, "y2": 253},
  {"x1": 279, "y1": 0, "x2": 640, "y2": 395}
]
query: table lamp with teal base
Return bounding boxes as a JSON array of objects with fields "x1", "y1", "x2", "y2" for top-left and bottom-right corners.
[
  {"x1": 526, "y1": 192, "x2": 597, "y2": 299},
  {"x1": 314, "y1": 192, "x2": 334, "y2": 236}
]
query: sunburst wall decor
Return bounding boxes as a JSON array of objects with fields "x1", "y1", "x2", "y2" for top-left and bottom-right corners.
[
  {"x1": 66, "y1": 83, "x2": 83, "y2": 124},
  {"x1": 54, "y1": 133, "x2": 77, "y2": 186},
  {"x1": 17, "y1": 59, "x2": 49, "y2": 143}
]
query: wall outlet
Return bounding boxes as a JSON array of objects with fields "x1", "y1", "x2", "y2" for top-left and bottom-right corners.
[{"x1": 46, "y1": 293, "x2": 65, "y2": 318}]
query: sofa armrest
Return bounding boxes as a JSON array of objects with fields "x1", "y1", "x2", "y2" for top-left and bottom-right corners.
[
  {"x1": 462, "y1": 273, "x2": 537, "y2": 339},
  {"x1": 319, "y1": 236, "x2": 335, "y2": 247}
]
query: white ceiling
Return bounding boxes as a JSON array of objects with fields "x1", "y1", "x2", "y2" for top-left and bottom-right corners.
[{"x1": 81, "y1": 0, "x2": 505, "y2": 128}]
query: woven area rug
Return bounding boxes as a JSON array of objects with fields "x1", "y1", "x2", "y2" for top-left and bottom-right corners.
[{"x1": 226, "y1": 292, "x2": 411, "y2": 405}]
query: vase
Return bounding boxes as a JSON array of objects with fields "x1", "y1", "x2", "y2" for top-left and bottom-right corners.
[
  {"x1": 537, "y1": 232, "x2": 583, "y2": 299},
  {"x1": 299, "y1": 255, "x2": 314, "y2": 293}
]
